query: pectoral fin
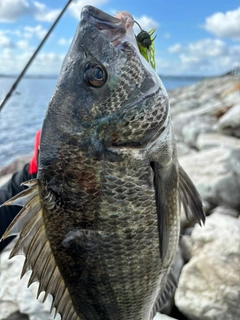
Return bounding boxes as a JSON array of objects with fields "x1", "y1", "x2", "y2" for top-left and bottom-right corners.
[
  {"x1": 179, "y1": 165, "x2": 205, "y2": 225},
  {"x1": 1, "y1": 179, "x2": 80, "y2": 320},
  {"x1": 150, "y1": 161, "x2": 179, "y2": 260}
]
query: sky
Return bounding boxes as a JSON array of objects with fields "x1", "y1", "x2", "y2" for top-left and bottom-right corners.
[{"x1": 0, "y1": 0, "x2": 240, "y2": 76}]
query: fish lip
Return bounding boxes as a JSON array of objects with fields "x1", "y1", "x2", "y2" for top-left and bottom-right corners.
[{"x1": 81, "y1": 5, "x2": 127, "y2": 44}]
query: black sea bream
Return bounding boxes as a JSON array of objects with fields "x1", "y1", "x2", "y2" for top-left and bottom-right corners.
[{"x1": 2, "y1": 6, "x2": 205, "y2": 320}]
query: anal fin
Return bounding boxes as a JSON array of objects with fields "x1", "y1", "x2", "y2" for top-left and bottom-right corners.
[{"x1": 150, "y1": 273, "x2": 177, "y2": 318}]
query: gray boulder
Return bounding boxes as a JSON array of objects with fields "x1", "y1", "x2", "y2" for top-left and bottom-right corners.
[
  {"x1": 175, "y1": 210, "x2": 240, "y2": 320},
  {"x1": 196, "y1": 132, "x2": 240, "y2": 150},
  {"x1": 179, "y1": 136, "x2": 240, "y2": 209},
  {"x1": 217, "y1": 103, "x2": 240, "y2": 138},
  {"x1": 173, "y1": 112, "x2": 216, "y2": 148},
  {"x1": 179, "y1": 235, "x2": 193, "y2": 263},
  {"x1": 4, "y1": 311, "x2": 29, "y2": 320},
  {"x1": 0, "y1": 155, "x2": 31, "y2": 187},
  {"x1": 153, "y1": 313, "x2": 177, "y2": 320},
  {"x1": 169, "y1": 75, "x2": 240, "y2": 149},
  {"x1": 0, "y1": 155, "x2": 31, "y2": 178},
  {"x1": 0, "y1": 241, "x2": 61, "y2": 320}
]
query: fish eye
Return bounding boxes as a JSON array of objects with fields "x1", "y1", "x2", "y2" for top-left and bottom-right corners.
[{"x1": 84, "y1": 62, "x2": 107, "y2": 87}]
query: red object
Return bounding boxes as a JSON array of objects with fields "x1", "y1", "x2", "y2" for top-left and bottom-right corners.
[{"x1": 29, "y1": 130, "x2": 41, "y2": 174}]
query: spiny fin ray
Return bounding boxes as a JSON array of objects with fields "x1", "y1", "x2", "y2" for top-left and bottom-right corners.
[
  {"x1": 1, "y1": 179, "x2": 80, "y2": 320},
  {"x1": 150, "y1": 272, "x2": 177, "y2": 317},
  {"x1": 179, "y1": 165, "x2": 205, "y2": 225}
]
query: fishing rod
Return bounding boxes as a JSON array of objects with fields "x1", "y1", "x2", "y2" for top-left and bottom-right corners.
[{"x1": 0, "y1": 0, "x2": 73, "y2": 112}]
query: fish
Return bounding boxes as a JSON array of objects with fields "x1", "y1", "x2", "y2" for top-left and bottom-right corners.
[{"x1": 1, "y1": 5, "x2": 205, "y2": 320}]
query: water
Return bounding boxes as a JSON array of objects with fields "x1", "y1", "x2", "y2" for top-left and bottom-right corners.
[
  {"x1": 0, "y1": 76, "x2": 203, "y2": 167},
  {"x1": 161, "y1": 76, "x2": 205, "y2": 90},
  {"x1": 0, "y1": 77, "x2": 57, "y2": 167}
]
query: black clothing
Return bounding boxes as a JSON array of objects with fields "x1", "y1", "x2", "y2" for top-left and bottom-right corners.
[{"x1": 0, "y1": 164, "x2": 37, "y2": 252}]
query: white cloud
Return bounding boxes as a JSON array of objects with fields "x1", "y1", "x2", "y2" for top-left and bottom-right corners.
[
  {"x1": 28, "y1": 52, "x2": 66, "y2": 74},
  {"x1": 23, "y1": 25, "x2": 47, "y2": 39},
  {"x1": 163, "y1": 33, "x2": 170, "y2": 39},
  {"x1": 133, "y1": 15, "x2": 159, "y2": 34},
  {"x1": 0, "y1": 49, "x2": 65, "y2": 75},
  {"x1": 69, "y1": 0, "x2": 109, "y2": 20},
  {"x1": 188, "y1": 39, "x2": 228, "y2": 57},
  {"x1": 0, "y1": 0, "x2": 30, "y2": 22},
  {"x1": 16, "y1": 40, "x2": 30, "y2": 49},
  {"x1": 168, "y1": 43, "x2": 182, "y2": 53},
  {"x1": 179, "y1": 53, "x2": 208, "y2": 69},
  {"x1": 204, "y1": 7, "x2": 240, "y2": 40},
  {"x1": 1, "y1": 29, "x2": 22, "y2": 37},
  {"x1": 33, "y1": 1, "x2": 60, "y2": 22},
  {"x1": 157, "y1": 38, "x2": 240, "y2": 76},
  {"x1": 155, "y1": 57, "x2": 170, "y2": 73},
  {"x1": 0, "y1": 0, "x2": 61, "y2": 23},
  {"x1": 0, "y1": 32, "x2": 15, "y2": 48},
  {"x1": 180, "y1": 39, "x2": 234, "y2": 74},
  {"x1": 58, "y1": 37, "x2": 72, "y2": 46}
]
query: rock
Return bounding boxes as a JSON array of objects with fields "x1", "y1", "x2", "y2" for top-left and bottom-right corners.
[
  {"x1": 196, "y1": 132, "x2": 240, "y2": 150},
  {"x1": 180, "y1": 206, "x2": 197, "y2": 231},
  {"x1": 175, "y1": 212, "x2": 240, "y2": 320},
  {"x1": 230, "y1": 149, "x2": 240, "y2": 185},
  {"x1": 0, "y1": 155, "x2": 31, "y2": 187},
  {"x1": 175, "y1": 142, "x2": 196, "y2": 157},
  {"x1": 212, "y1": 206, "x2": 239, "y2": 218},
  {"x1": 172, "y1": 111, "x2": 217, "y2": 146},
  {"x1": 169, "y1": 76, "x2": 240, "y2": 117},
  {"x1": 0, "y1": 155, "x2": 31, "y2": 178},
  {"x1": 181, "y1": 116, "x2": 215, "y2": 148},
  {"x1": 0, "y1": 173, "x2": 13, "y2": 187},
  {"x1": 170, "y1": 99, "x2": 201, "y2": 117},
  {"x1": 179, "y1": 235, "x2": 193, "y2": 263},
  {"x1": 0, "y1": 301, "x2": 19, "y2": 320},
  {"x1": 153, "y1": 313, "x2": 177, "y2": 320},
  {"x1": 4, "y1": 311, "x2": 29, "y2": 320},
  {"x1": 179, "y1": 145, "x2": 240, "y2": 209},
  {"x1": 0, "y1": 241, "x2": 61, "y2": 320},
  {"x1": 183, "y1": 228, "x2": 194, "y2": 236},
  {"x1": 169, "y1": 76, "x2": 240, "y2": 148},
  {"x1": 218, "y1": 103, "x2": 240, "y2": 138}
]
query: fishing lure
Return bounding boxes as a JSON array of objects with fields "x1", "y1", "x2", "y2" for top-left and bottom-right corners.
[{"x1": 135, "y1": 20, "x2": 157, "y2": 70}]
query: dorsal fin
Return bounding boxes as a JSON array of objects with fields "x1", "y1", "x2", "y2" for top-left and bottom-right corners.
[
  {"x1": 179, "y1": 165, "x2": 205, "y2": 225},
  {"x1": 1, "y1": 180, "x2": 80, "y2": 320}
]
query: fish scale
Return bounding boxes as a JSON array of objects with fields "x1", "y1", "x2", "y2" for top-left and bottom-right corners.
[
  {"x1": 96, "y1": 53, "x2": 145, "y2": 117},
  {"x1": 1, "y1": 5, "x2": 205, "y2": 320},
  {"x1": 38, "y1": 142, "x2": 178, "y2": 319},
  {"x1": 112, "y1": 91, "x2": 168, "y2": 145}
]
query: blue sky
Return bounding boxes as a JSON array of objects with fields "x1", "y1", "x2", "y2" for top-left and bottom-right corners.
[{"x1": 0, "y1": 0, "x2": 239, "y2": 76}]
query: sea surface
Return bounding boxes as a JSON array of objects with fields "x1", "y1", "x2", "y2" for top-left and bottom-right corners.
[{"x1": 0, "y1": 76, "x2": 204, "y2": 167}]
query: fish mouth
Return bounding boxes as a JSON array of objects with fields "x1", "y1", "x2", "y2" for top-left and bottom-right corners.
[{"x1": 81, "y1": 6, "x2": 132, "y2": 47}]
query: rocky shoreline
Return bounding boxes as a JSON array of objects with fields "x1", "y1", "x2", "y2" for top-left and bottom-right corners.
[
  {"x1": 0, "y1": 75, "x2": 239, "y2": 320},
  {"x1": 169, "y1": 75, "x2": 240, "y2": 320}
]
